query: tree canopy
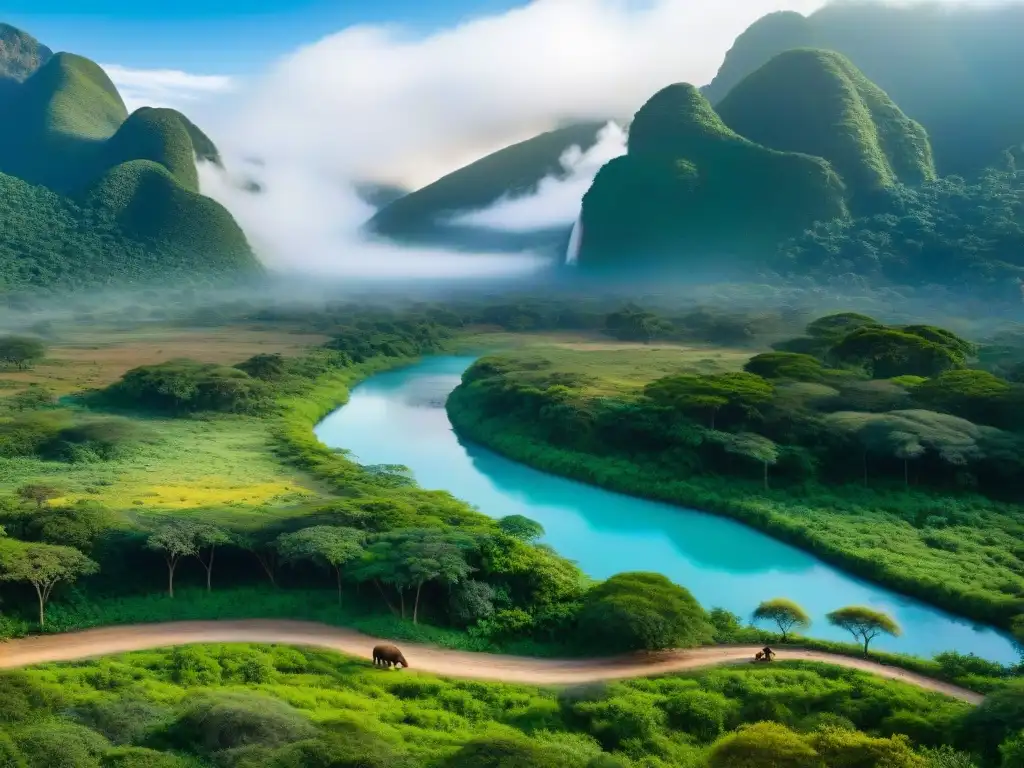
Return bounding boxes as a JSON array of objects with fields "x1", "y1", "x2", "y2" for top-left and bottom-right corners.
[
  {"x1": 577, "y1": 572, "x2": 713, "y2": 653},
  {"x1": 752, "y1": 598, "x2": 810, "y2": 641},
  {"x1": 826, "y1": 605, "x2": 901, "y2": 655}
]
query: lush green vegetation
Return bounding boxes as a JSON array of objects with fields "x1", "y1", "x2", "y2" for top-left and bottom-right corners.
[
  {"x1": 446, "y1": 310, "x2": 1024, "y2": 629},
  {"x1": 703, "y1": 3, "x2": 1024, "y2": 177},
  {"x1": 578, "y1": 84, "x2": 846, "y2": 271},
  {"x1": 0, "y1": 23, "x2": 257, "y2": 291},
  {"x1": 716, "y1": 49, "x2": 935, "y2": 203},
  {"x1": 0, "y1": 642, "x2": 990, "y2": 767},
  {"x1": 369, "y1": 121, "x2": 608, "y2": 240},
  {"x1": 773, "y1": 168, "x2": 1024, "y2": 295}
]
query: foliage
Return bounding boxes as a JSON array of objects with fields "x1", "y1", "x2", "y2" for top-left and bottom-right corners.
[
  {"x1": 0, "y1": 337, "x2": 44, "y2": 369},
  {"x1": 752, "y1": 598, "x2": 811, "y2": 640},
  {"x1": 829, "y1": 326, "x2": 967, "y2": 379},
  {"x1": 104, "y1": 360, "x2": 273, "y2": 415},
  {"x1": 644, "y1": 371, "x2": 774, "y2": 429},
  {"x1": 0, "y1": 645, "x2": 977, "y2": 768},
  {"x1": 576, "y1": 572, "x2": 713, "y2": 652},
  {"x1": 744, "y1": 352, "x2": 827, "y2": 382},
  {"x1": 827, "y1": 606, "x2": 902, "y2": 655},
  {"x1": 497, "y1": 515, "x2": 545, "y2": 543},
  {"x1": 0, "y1": 538, "x2": 98, "y2": 626}
]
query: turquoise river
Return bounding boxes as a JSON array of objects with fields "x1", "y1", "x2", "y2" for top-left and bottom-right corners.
[{"x1": 315, "y1": 356, "x2": 1018, "y2": 662}]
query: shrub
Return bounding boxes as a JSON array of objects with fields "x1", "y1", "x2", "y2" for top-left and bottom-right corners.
[
  {"x1": 16, "y1": 720, "x2": 109, "y2": 768},
  {"x1": 166, "y1": 691, "x2": 316, "y2": 754},
  {"x1": 105, "y1": 360, "x2": 273, "y2": 415},
  {"x1": 577, "y1": 572, "x2": 713, "y2": 653}
]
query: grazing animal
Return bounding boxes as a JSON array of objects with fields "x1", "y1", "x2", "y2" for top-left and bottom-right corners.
[{"x1": 372, "y1": 643, "x2": 409, "y2": 669}]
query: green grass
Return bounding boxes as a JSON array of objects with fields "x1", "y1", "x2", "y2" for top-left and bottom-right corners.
[
  {"x1": 716, "y1": 48, "x2": 936, "y2": 199},
  {"x1": 579, "y1": 83, "x2": 848, "y2": 269},
  {"x1": 0, "y1": 642, "x2": 977, "y2": 768}
]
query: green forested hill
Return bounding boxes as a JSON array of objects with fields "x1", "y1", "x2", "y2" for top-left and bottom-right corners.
[
  {"x1": 0, "y1": 23, "x2": 258, "y2": 291},
  {"x1": 368, "y1": 121, "x2": 609, "y2": 240},
  {"x1": 703, "y1": 3, "x2": 1024, "y2": 176},
  {"x1": 576, "y1": 83, "x2": 847, "y2": 270},
  {"x1": 716, "y1": 49, "x2": 935, "y2": 206}
]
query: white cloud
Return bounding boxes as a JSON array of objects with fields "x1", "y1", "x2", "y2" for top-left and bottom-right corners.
[
  {"x1": 100, "y1": 64, "x2": 235, "y2": 113},
  {"x1": 450, "y1": 120, "x2": 627, "y2": 232},
  {"x1": 184, "y1": 0, "x2": 837, "y2": 278},
  {"x1": 208, "y1": 0, "x2": 829, "y2": 190},
  {"x1": 197, "y1": 159, "x2": 550, "y2": 279}
]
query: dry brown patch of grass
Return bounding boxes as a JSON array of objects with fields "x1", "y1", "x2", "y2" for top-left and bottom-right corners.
[{"x1": 0, "y1": 325, "x2": 330, "y2": 395}]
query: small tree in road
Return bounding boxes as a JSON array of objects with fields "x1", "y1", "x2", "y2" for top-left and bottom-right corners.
[
  {"x1": 147, "y1": 522, "x2": 200, "y2": 598},
  {"x1": 827, "y1": 605, "x2": 901, "y2": 656},
  {"x1": 0, "y1": 540, "x2": 98, "y2": 627},
  {"x1": 277, "y1": 526, "x2": 366, "y2": 605},
  {"x1": 752, "y1": 598, "x2": 811, "y2": 641}
]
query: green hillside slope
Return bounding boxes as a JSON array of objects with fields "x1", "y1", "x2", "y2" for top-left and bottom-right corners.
[
  {"x1": 0, "y1": 22, "x2": 51, "y2": 87},
  {"x1": 704, "y1": 3, "x2": 1024, "y2": 176},
  {"x1": 716, "y1": 49, "x2": 935, "y2": 205},
  {"x1": 368, "y1": 121, "x2": 609, "y2": 239},
  {"x1": 0, "y1": 22, "x2": 258, "y2": 289},
  {"x1": 576, "y1": 84, "x2": 847, "y2": 271}
]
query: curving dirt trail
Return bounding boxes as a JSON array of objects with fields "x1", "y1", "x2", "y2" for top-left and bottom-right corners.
[{"x1": 0, "y1": 619, "x2": 982, "y2": 704}]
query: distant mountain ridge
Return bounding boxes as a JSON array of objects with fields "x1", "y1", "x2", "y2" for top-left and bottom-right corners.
[
  {"x1": 577, "y1": 80, "x2": 847, "y2": 270},
  {"x1": 715, "y1": 49, "x2": 935, "y2": 206},
  {"x1": 0, "y1": 23, "x2": 258, "y2": 292},
  {"x1": 702, "y1": 3, "x2": 1024, "y2": 176},
  {"x1": 367, "y1": 121, "x2": 611, "y2": 247}
]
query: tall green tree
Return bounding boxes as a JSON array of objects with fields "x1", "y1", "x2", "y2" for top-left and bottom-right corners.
[
  {"x1": 0, "y1": 539, "x2": 98, "y2": 627},
  {"x1": 577, "y1": 572, "x2": 713, "y2": 653},
  {"x1": 708, "y1": 431, "x2": 779, "y2": 489},
  {"x1": 276, "y1": 526, "x2": 366, "y2": 605},
  {"x1": 645, "y1": 372, "x2": 773, "y2": 429},
  {"x1": 826, "y1": 605, "x2": 901, "y2": 655},
  {"x1": 752, "y1": 598, "x2": 810, "y2": 641},
  {"x1": 0, "y1": 336, "x2": 45, "y2": 370},
  {"x1": 147, "y1": 522, "x2": 200, "y2": 599},
  {"x1": 192, "y1": 523, "x2": 231, "y2": 592}
]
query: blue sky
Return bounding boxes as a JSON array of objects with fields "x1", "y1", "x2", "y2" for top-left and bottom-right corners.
[{"x1": 2, "y1": 0, "x2": 525, "y2": 73}]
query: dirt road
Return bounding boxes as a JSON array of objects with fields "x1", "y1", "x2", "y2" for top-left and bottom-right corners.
[{"x1": 0, "y1": 619, "x2": 982, "y2": 704}]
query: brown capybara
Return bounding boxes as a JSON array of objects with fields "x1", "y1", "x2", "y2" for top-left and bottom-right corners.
[{"x1": 372, "y1": 643, "x2": 408, "y2": 669}]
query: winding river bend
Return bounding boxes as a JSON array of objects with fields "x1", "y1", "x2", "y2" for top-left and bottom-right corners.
[{"x1": 315, "y1": 356, "x2": 1018, "y2": 663}]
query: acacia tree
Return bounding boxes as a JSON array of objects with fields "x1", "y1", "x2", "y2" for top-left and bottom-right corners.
[
  {"x1": 827, "y1": 605, "x2": 901, "y2": 655},
  {"x1": 147, "y1": 522, "x2": 200, "y2": 598},
  {"x1": 193, "y1": 523, "x2": 231, "y2": 591},
  {"x1": 752, "y1": 598, "x2": 810, "y2": 641},
  {"x1": 0, "y1": 540, "x2": 98, "y2": 627},
  {"x1": 709, "y1": 431, "x2": 779, "y2": 489},
  {"x1": 644, "y1": 372, "x2": 774, "y2": 429},
  {"x1": 235, "y1": 531, "x2": 280, "y2": 587},
  {"x1": 353, "y1": 529, "x2": 474, "y2": 622},
  {"x1": 0, "y1": 336, "x2": 45, "y2": 370},
  {"x1": 277, "y1": 526, "x2": 366, "y2": 605}
]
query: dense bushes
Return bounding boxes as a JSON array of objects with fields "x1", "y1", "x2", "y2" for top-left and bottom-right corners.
[
  {"x1": 103, "y1": 360, "x2": 273, "y2": 415},
  {"x1": 0, "y1": 412, "x2": 152, "y2": 461},
  {"x1": 0, "y1": 643, "x2": 986, "y2": 767},
  {"x1": 774, "y1": 169, "x2": 1024, "y2": 295},
  {"x1": 577, "y1": 572, "x2": 713, "y2": 652}
]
